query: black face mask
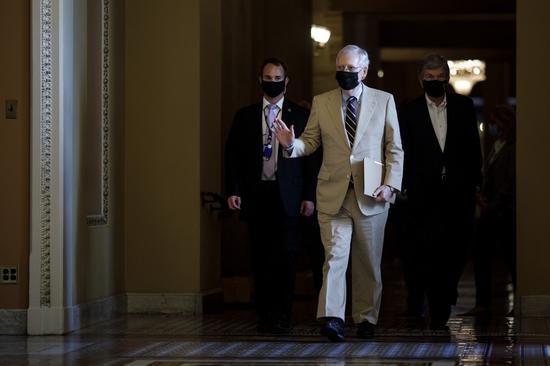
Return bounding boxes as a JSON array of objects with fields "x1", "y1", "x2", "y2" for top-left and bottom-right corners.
[
  {"x1": 335, "y1": 71, "x2": 360, "y2": 90},
  {"x1": 422, "y1": 79, "x2": 446, "y2": 98},
  {"x1": 487, "y1": 122, "x2": 501, "y2": 138},
  {"x1": 261, "y1": 80, "x2": 285, "y2": 98}
]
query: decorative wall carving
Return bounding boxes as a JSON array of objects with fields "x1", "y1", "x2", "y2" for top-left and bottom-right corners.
[
  {"x1": 39, "y1": 0, "x2": 53, "y2": 307},
  {"x1": 101, "y1": 0, "x2": 111, "y2": 225},
  {"x1": 87, "y1": 0, "x2": 111, "y2": 226},
  {"x1": 39, "y1": 0, "x2": 113, "y2": 307}
]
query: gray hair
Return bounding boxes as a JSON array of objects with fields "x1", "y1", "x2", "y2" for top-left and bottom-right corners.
[
  {"x1": 336, "y1": 44, "x2": 370, "y2": 68},
  {"x1": 418, "y1": 54, "x2": 450, "y2": 81}
]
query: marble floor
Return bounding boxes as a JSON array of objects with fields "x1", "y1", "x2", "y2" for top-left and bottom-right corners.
[{"x1": 1, "y1": 263, "x2": 548, "y2": 365}]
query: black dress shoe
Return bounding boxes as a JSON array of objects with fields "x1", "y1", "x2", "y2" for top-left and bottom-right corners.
[
  {"x1": 320, "y1": 317, "x2": 345, "y2": 342},
  {"x1": 429, "y1": 320, "x2": 449, "y2": 331},
  {"x1": 356, "y1": 321, "x2": 376, "y2": 338},
  {"x1": 398, "y1": 309, "x2": 424, "y2": 318},
  {"x1": 429, "y1": 324, "x2": 450, "y2": 336},
  {"x1": 271, "y1": 323, "x2": 291, "y2": 334},
  {"x1": 256, "y1": 318, "x2": 274, "y2": 333},
  {"x1": 459, "y1": 305, "x2": 491, "y2": 316},
  {"x1": 271, "y1": 315, "x2": 292, "y2": 334}
]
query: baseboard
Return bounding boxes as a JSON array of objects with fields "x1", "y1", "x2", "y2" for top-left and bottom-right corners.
[
  {"x1": 0, "y1": 309, "x2": 27, "y2": 335},
  {"x1": 518, "y1": 295, "x2": 550, "y2": 317},
  {"x1": 65, "y1": 294, "x2": 126, "y2": 332},
  {"x1": 126, "y1": 288, "x2": 223, "y2": 314},
  {"x1": 27, "y1": 294, "x2": 126, "y2": 335},
  {"x1": 23, "y1": 290, "x2": 224, "y2": 334}
]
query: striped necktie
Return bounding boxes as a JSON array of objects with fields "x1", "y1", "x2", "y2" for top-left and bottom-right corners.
[{"x1": 345, "y1": 96, "x2": 358, "y2": 148}]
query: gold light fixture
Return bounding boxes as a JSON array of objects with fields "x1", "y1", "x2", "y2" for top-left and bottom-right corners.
[
  {"x1": 310, "y1": 25, "x2": 331, "y2": 48},
  {"x1": 447, "y1": 59, "x2": 486, "y2": 95}
]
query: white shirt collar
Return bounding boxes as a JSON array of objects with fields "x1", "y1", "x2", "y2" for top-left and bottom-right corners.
[
  {"x1": 263, "y1": 96, "x2": 284, "y2": 110},
  {"x1": 425, "y1": 93, "x2": 447, "y2": 109}
]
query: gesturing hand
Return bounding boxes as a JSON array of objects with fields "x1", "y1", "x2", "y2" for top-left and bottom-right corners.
[{"x1": 271, "y1": 118, "x2": 295, "y2": 148}]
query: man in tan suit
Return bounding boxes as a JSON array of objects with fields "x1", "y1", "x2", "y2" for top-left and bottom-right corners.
[{"x1": 273, "y1": 45, "x2": 403, "y2": 341}]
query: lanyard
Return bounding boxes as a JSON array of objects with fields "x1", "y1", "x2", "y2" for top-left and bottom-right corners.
[{"x1": 263, "y1": 106, "x2": 281, "y2": 160}]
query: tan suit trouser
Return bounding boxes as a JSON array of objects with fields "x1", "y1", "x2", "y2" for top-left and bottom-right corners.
[{"x1": 316, "y1": 188, "x2": 388, "y2": 324}]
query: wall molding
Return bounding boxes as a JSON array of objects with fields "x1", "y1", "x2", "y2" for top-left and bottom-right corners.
[
  {"x1": 519, "y1": 295, "x2": 550, "y2": 317},
  {"x1": 38, "y1": 0, "x2": 53, "y2": 309},
  {"x1": 27, "y1": 294, "x2": 125, "y2": 335},
  {"x1": 29, "y1": 0, "x2": 119, "y2": 335},
  {"x1": 29, "y1": 0, "x2": 64, "y2": 334},
  {"x1": 28, "y1": 0, "x2": 65, "y2": 334},
  {"x1": 126, "y1": 289, "x2": 223, "y2": 314},
  {"x1": 86, "y1": 0, "x2": 112, "y2": 227},
  {"x1": 0, "y1": 310, "x2": 27, "y2": 335},
  {"x1": 65, "y1": 294, "x2": 125, "y2": 332}
]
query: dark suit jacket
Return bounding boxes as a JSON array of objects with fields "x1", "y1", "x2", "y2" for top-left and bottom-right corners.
[
  {"x1": 225, "y1": 99, "x2": 318, "y2": 218},
  {"x1": 483, "y1": 140, "x2": 516, "y2": 216},
  {"x1": 399, "y1": 92, "x2": 482, "y2": 205}
]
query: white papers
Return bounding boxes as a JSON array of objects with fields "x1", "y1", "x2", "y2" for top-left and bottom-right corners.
[{"x1": 363, "y1": 157, "x2": 384, "y2": 197}]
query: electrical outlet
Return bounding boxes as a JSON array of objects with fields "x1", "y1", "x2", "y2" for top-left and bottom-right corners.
[
  {"x1": 5, "y1": 100, "x2": 17, "y2": 119},
  {"x1": 0, "y1": 266, "x2": 18, "y2": 284}
]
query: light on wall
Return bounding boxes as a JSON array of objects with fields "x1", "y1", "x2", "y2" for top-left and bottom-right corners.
[
  {"x1": 311, "y1": 25, "x2": 331, "y2": 47},
  {"x1": 447, "y1": 59, "x2": 486, "y2": 95}
]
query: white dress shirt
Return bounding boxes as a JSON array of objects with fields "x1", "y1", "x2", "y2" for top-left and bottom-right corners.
[
  {"x1": 261, "y1": 97, "x2": 283, "y2": 180},
  {"x1": 425, "y1": 94, "x2": 448, "y2": 151}
]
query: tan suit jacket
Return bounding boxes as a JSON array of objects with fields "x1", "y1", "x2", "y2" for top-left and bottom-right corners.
[{"x1": 291, "y1": 85, "x2": 404, "y2": 216}]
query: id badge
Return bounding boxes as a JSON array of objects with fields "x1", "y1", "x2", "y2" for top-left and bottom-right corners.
[{"x1": 263, "y1": 144, "x2": 272, "y2": 160}]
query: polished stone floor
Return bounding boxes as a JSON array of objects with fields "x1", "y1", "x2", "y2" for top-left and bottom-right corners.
[{"x1": 1, "y1": 263, "x2": 548, "y2": 365}]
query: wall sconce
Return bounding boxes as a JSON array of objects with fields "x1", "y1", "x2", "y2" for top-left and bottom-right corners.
[
  {"x1": 311, "y1": 25, "x2": 331, "y2": 48},
  {"x1": 447, "y1": 59, "x2": 486, "y2": 95}
]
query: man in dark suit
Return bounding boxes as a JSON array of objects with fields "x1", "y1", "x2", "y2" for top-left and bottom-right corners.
[
  {"x1": 399, "y1": 54, "x2": 482, "y2": 329},
  {"x1": 224, "y1": 58, "x2": 318, "y2": 333},
  {"x1": 464, "y1": 105, "x2": 516, "y2": 316}
]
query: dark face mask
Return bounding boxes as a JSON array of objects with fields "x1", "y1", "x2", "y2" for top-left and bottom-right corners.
[
  {"x1": 422, "y1": 79, "x2": 446, "y2": 98},
  {"x1": 335, "y1": 71, "x2": 360, "y2": 90},
  {"x1": 487, "y1": 123, "x2": 501, "y2": 138},
  {"x1": 261, "y1": 80, "x2": 285, "y2": 98}
]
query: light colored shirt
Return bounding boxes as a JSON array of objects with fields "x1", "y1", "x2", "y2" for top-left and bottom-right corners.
[
  {"x1": 341, "y1": 83, "x2": 364, "y2": 148},
  {"x1": 425, "y1": 93, "x2": 447, "y2": 151},
  {"x1": 261, "y1": 97, "x2": 283, "y2": 181},
  {"x1": 488, "y1": 139, "x2": 506, "y2": 165}
]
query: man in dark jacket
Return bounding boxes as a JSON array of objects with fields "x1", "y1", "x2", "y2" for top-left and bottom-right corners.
[
  {"x1": 464, "y1": 104, "x2": 516, "y2": 316},
  {"x1": 399, "y1": 54, "x2": 482, "y2": 329},
  {"x1": 224, "y1": 58, "x2": 318, "y2": 333}
]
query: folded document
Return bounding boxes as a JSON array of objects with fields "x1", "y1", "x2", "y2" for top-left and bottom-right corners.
[{"x1": 363, "y1": 157, "x2": 384, "y2": 197}]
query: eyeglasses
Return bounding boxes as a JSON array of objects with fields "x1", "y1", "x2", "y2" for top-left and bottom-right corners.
[{"x1": 336, "y1": 65, "x2": 363, "y2": 72}]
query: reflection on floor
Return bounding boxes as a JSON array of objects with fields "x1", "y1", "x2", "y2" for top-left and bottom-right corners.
[{"x1": 1, "y1": 263, "x2": 547, "y2": 365}]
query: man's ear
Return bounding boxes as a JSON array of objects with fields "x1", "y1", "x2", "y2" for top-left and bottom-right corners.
[
  {"x1": 361, "y1": 68, "x2": 368, "y2": 81},
  {"x1": 285, "y1": 76, "x2": 289, "y2": 86}
]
